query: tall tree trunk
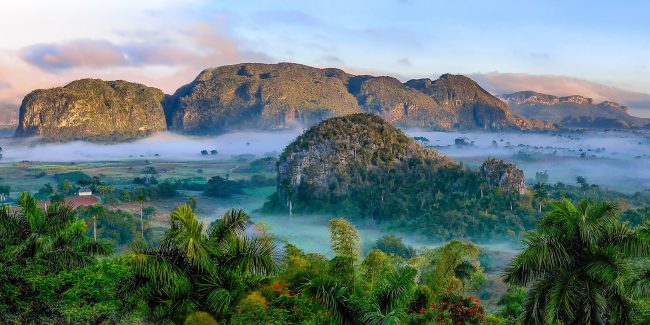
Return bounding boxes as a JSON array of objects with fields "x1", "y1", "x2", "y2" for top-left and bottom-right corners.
[{"x1": 140, "y1": 201, "x2": 144, "y2": 237}]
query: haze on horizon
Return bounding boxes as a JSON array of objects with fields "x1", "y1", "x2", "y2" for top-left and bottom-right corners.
[{"x1": 0, "y1": 0, "x2": 649, "y2": 117}]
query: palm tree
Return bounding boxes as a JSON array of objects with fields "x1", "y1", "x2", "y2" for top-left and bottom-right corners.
[
  {"x1": 135, "y1": 191, "x2": 146, "y2": 237},
  {"x1": 531, "y1": 183, "x2": 548, "y2": 213},
  {"x1": 120, "y1": 205, "x2": 277, "y2": 323},
  {"x1": 301, "y1": 265, "x2": 417, "y2": 325},
  {"x1": 504, "y1": 199, "x2": 650, "y2": 324},
  {"x1": 0, "y1": 192, "x2": 111, "y2": 271}
]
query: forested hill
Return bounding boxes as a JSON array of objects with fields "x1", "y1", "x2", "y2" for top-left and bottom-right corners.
[{"x1": 264, "y1": 113, "x2": 534, "y2": 240}]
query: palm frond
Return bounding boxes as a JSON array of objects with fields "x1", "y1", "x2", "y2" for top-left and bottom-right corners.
[
  {"x1": 218, "y1": 236, "x2": 277, "y2": 276},
  {"x1": 363, "y1": 308, "x2": 403, "y2": 325},
  {"x1": 207, "y1": 208, "x2": 249, "y2": 244},
  {"x1": 301, "y1": 275, "x2": 356, "y2": 325}
]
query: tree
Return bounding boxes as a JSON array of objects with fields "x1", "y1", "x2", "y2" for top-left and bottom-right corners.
[
  {"x1": 328, "y1": 218, "x2": 360, "y2": 262},
  {"x1": 497, "y1": 286, "x2": 526, "y2": 320},
  {"x1": 135, "y1": 190, "x2": 146, "y2": 237},
  {"x1": 187, "y1": 196, "x2": 198, "y2": 210},
  {"x1": 0, "y1": 193, "x2": 113, "y2": 323},
  {"x1": 0, "y1": 193, "x2": 112, "y2": 270},
  {"x1": 373, "y1": 234, "x2": 415, "y2": 258},
  {"x1": 504, "y1": 199, "x2": 650, "y2": 324},
  {"x1": 531, "y1": 183, "x2": 549, "y2": 213},
  {"x1": 0, "y1": 185, "x2": 9, "y2": 202},
  {"x1": 425, "y1": 240, "x2": 484, "y2": 295},
  {"x1": 576, "y1": 176, "x2": 589, "y2": 192},
  {"x1": 535, "y1": 170, "x2": 549, "y2": 184},
  {"x1": 120, "y1": 206, "x2": 277, "y2": 323},
  {"x1": 204, "y1": 176, "x2": 243, "y2": 197}
]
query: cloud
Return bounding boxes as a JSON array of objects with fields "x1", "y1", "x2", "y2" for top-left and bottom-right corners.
[
  {"x1": 21, "y1": 40, "x2": 127, "y2": 70},
  {"x1": 397, "y1": 57, "x2": 411, "y2": 66},
  {"x1": 0, "y1": 16, "x2": 274, "y2": 107},
  {"x1": 320, "y1": 55, "x2": 344, "y2": 65},
  {"x1": 20, "y1": 39, "x2": 200, "y2": 71}
]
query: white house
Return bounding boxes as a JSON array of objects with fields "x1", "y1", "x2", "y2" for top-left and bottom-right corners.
[{"x1": 78, "y1": 189, "x2": 93, "y2": 196}]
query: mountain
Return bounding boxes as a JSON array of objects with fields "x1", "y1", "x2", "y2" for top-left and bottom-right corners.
[
  {"x1": 501, "y1": 91, "x2": 649, "y2": 128},
  {"x1": 13, "y1": 63, "x2": 551, "y2": 142},
  {"x1": 0, "y1": 102, "x2": 18, "y2": 128},
  {"x1": 264, "y1": 113, "x2": 530, "y2": 239},
  {"x1": 15, "y1": 79, "x2": 167, "y2": 142},
  {"x1": 274, "y1": 113, "x2": 453, "y2": 202},
  {"x1": 405, "y1": 75, "x2": 548, "y2": 129},
  {"x1": 166, "y1": 62, "x2": 549, "y2": 134}
]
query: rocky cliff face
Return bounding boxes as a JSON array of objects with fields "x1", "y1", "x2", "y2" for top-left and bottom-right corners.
[
  {"x1": 273, "y1": 114, "x2": 528, "y2": 215},
  {"x1": 501, "y1": 91, "x2": 648, "y2": 128},
  {"x1": 479, "y1": 158, "x2": 526, "y2": 195},
  {"x1": 404, "y1": 74, "x2": 551, "y2": 130},
  {"x1": 276, "y1": 113, "x2": 453, "y2": 202},
  {"x1": 15, "y1": 79, "x2": 167, "y2": 141},
  {"x1": 166, "y1": 63, "x2": 362, "y2": 134},
  {"x1": 167, "y1": 62, "x2": 549, "y2": 134}
]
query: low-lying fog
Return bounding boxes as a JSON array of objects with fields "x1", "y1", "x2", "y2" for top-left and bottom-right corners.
[
  {"x1": 1, "y1": 128, "x2": 649, "y2": 192},
  {"x1": 0, "y1": 130, "x2": 301, "y2": 162},
  {"x1": 409, "y1": 129, "x2": 650, "y2": 193}
]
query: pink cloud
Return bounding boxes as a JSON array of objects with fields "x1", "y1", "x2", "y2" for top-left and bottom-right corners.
[
  {"x1": 21, "y1": 40, "x2": 126, "y2": 70},
  {"x1": 0, "y1": 17, "x2": 274, "y2": 109}
]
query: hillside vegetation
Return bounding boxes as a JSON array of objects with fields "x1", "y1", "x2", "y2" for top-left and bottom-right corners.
[{"x1": 265, "y1": 113, "x2": 533, "y2": 240}]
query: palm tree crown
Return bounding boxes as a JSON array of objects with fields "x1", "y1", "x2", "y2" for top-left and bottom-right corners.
[
  {"x1": 504, "y1": 199, "x2": 650, "y2": 324},
  {"x1": 0, "y1": 193, "x2": 111, "y2": 271},
  {"x1": 120, "y1": 205, "x2": 277, "y2": 323}
]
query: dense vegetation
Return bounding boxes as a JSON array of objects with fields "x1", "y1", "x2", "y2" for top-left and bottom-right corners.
[
  {"x1": 1, "y1": 192, "x2": 648, "y2": 324},
  {"x1": 266, "y1": 114, "x2": 535, "y2": 241}
]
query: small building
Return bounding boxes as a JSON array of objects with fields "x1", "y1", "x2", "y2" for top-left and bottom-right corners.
[
  {"x1": 40, "y1": 195, "x2": 99, "y2": 209},
  {"x1": 78, "y1": 189, "x2": 93, "y2": 196}
]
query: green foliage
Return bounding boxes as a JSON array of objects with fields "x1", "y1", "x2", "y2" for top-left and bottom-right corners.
[
  {"x1": 27, "y1": 259, "x2": 138, "y2": 323},
  {"x1": 504, "y1": 198, "x2": 650, "y2": 324},
  {"x1": 424, "y1": 240, "x2": 486, "y2": 296},
  {"x1": 374, "y1": 234, "x2": 415, "y2": 258},
  {"x1": 35, "y1": 183, "x2": 54, "y2": 200},
  {"x1": 77, "y1": 205, "x2": 148, "y2": 247},
  {"x1": 53, "y1": 171, "x2": 92, "y2": 185},
  {"x1": 120, "y1": 206, "x2": 277, "y2": 323},
  {"x1": 0, "y1": 193, "x2": 117, "y2": 323},
  {"x1": 204, "y1": 175, "x2": 244, "y2": 197},
  {"x1": 622, "y1": 207, "x2": 650, "y2": 227},
  {"x1": 236, "y1": 157, "x2": 278, "y2": 173},
  {"x1": 496, "y1": 286, "x2": 526, "y2": 321},
  {"x1": 328, "y1": 218, "x2": 361, "y2": 261}
]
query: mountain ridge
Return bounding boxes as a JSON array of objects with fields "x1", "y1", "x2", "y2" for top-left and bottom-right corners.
[
  {"x1": 164, "y1": 62, "x2": 551, "y2": 134},
  {"x1": 501, "y1": 90, "x2": 649, "y2": 128},
  {"x1": 14, "y1": 62, "x2": 553, "y2": 142}
]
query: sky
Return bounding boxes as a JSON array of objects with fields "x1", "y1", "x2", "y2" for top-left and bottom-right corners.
[{"x1": 0, "y1": 0, "x2": 649, "y2": 117}]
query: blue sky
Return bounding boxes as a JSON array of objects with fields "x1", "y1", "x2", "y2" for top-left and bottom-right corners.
[{"x1": 0, "y1": 0, "x2": 649, "y2": 114}]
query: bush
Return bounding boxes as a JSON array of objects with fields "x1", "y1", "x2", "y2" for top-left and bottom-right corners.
[{"x1": 204, "y1": 176, "x2": 243, "y2": 197}]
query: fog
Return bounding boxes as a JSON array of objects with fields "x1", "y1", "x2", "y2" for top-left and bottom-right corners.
[
  {"x1": 1, "y1": 128, "x2": 649, "y2": 192},
  {"x1": 245, "y1": 214, "x2": 520, "y2": 259},
  {"x1": 409, "y1": 129, "x2": 650, "y2": 193},
  {"x1": 0, "y1": 130, "x2": 301, "y2": 162}
]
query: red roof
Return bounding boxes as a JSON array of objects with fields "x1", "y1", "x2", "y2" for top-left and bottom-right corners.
[{"x1": 41, "y1": 195, "x2": 99, "y2": 208}]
